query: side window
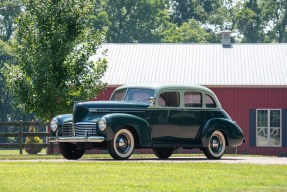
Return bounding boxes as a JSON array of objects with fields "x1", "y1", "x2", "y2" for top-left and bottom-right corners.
[
  {"x1": 184, "y1": 92, "x2": 202, "y2": 107},
  {"x1": 110, "y1": 88, "x2": 127, "y2": 101},
  {"x1": 205, "y1": 94, "x2": 217, "y2": 108},
  {"x1": 158, "y1": 92, "x2": 180, "y2": 107}
]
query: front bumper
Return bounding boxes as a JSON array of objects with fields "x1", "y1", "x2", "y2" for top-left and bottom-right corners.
[{"x1": 49, "y1": 136, "x2": 105, "y2": 143}]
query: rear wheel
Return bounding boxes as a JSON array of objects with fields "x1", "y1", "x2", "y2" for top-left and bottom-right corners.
[
  {"x1": 203, "y1": 131, "x2": 226, "y2": 159},
  {"x1": 59, "y1": 143, "x2": 85, "y2": 160},
  {"x1": 108, "y1": 129, "x2": 135, "y2": 160},
  {"x1": 153, "y1": 148, "x2": 174, "y2": 159}
]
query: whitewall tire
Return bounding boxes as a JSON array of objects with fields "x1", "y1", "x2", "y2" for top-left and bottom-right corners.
[
  {"x1": 203, "y1": 131, "x2": 226, "y2": 159},
  {"x1": 108, "y1": 129, "x2": 135, "y2": 160}
]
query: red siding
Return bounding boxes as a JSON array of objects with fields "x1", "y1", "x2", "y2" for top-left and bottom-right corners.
[
  {"x1": 211, "y1": 87, "x2": 287, "y2": 156},
  {"x1": 93, "y1": 87, "x2": 117, "y2": 101},
  {"x1": 96, "y1": 86, "x2": 287, "y2": 156}
]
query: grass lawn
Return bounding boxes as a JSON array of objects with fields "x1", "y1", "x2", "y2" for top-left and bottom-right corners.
[
  {"x1": 0, "y1": 160, "x2": 286, "y2": 192},
  {"x1": 0, "y1": 150, "x2": 286, "y2": 191}
]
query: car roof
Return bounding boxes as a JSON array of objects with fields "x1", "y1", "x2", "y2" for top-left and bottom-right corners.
[
  {"x1": 113, "y1": 83, "x2": 222, "y2": 109},
  {"x1": 115, "y1": 83, "x2": 212, "y2": 93}
]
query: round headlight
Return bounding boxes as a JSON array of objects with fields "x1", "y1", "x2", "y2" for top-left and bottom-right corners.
[
  {"x1": 50, "y1": 118, "x2": 58, "y2": 132},
  {"x1": 98, "y1": 118, "x2": 107, "y2": 131}
]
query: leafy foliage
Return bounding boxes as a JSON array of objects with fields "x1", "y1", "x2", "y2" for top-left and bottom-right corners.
[
  {"x1": 161, "y1": 19, "x2": 211, "y2": 43},
  {"x1": 0, "y1": 0, "x2": 22, "y2": 41},
  {"x1": 0, "y1": 0, "x2": 29, "y2": 123},
  {"x1": 171, "y1": 0, "x2": 222, "y2": 25},
  {"x1": 234, "y1": 0, "x2": 264, "y2": 43},
  {"x1": 93, "y1": 0, "x2": 169, "y2": 43},
  {"x1": 4, "y1": 0, "x2": 107, "y2": 120},
  {"x1": 1, "y1": 0, "x2": 287, "y2": 123},
  {"x1": 260, "y1": 0, "x2": 287, "y2": 42}
]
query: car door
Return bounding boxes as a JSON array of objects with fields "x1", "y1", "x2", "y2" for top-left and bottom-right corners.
[
  {"x1": 151, "y1": 90, "x2": 183, "y2": 145},
  {"x1": 181, "y1": 91, "x2": 205, "y2": 144},
  {"x1": 181, "y1": 92, "x2": 221, "y2": 145}
]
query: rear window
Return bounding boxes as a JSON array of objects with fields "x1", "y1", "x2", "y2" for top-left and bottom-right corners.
[
  {"x1": 205, "y1": 94, "x2": 216, "y2": 108},
  {"x1": 184, "y1": 92, "x2": 202, "y2": 107}
]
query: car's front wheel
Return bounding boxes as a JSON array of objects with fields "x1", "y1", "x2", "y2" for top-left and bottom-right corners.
[
  {"x1": 59, "y1": 142, "x2": 85, "y2": 160},
  {"x1": 153, "y1": 148, "x2": 174, "y2": 159},
  {"x1": 108, "y1": 128, "x2": 135, "y2": 160},
  {"x1": 203, "y1": 130, "x2": 226, "y2": 159}
]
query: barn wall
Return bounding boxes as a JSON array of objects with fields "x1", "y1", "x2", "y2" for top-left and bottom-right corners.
[
  {"x1": 211, "y1": 87, "x2": 287, "y2": 156},
  {"x1": 96, "y1": 86, "x2": 287, "y2": 156}
]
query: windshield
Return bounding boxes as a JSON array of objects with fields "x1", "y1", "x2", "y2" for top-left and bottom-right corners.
[{"x1": 111, "y1": 88, "x2": 155, "y2": 103}]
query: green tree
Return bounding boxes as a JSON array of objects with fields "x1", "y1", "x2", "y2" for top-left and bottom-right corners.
[
  {"x1": 4, "y1": 0, "x2": 107, "y2": 121},
  {"x1": 0, "y1": 0, "x2": 22, "y2": 41},
  {"x1": 161, "y1": 19, "x2": 211, "y2": 43},
  {"x1": 170, "y1": 0, "x2": 226, "y2": 43},
  {"x1": 0, "y1": 0, "x2": 24, "y2": 123},
  {"x1": 260, "y1": 0, "x2": 287, "y2": 42},
  {"x1": 0, "y1": 39, "x2": 13, "y2": 122},
  {"x1": 93, "y1": 0, "x2": 169, "y2": 43},
  {"x1": 171, "y1": 0, "x2": 222, "y2": 25},
  {"x1": 234, "y1": 0, "x2": 264, "y2": 43}
]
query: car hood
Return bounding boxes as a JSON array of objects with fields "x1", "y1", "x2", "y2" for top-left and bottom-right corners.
[{"x1": 73, "y1": 101, "x2": 150, "y2": 122}]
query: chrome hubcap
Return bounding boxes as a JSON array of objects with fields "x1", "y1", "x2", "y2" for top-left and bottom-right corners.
[
  {"x1": 116, "y1": 133, "x2": 131, "y2": 154},
  {"x1": 118, "y1": 138, "x2": 126, "y2": 147},
  {"x1": 210, "y1": 135, "x2": 223, "y2": 154}
]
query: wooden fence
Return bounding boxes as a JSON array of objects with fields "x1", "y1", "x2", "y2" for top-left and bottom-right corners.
[{"x1": 0, "y1": 121, "x2": 54, "y2": 154}]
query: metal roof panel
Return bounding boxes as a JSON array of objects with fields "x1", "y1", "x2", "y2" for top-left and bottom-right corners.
[{"x1": 96, "y1": 43, "x2": 287, "y2": 86}]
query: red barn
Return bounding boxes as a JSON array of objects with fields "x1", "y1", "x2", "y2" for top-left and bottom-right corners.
[{"x1": 94, "y1": 36, "x2": 287, "y2": 156}]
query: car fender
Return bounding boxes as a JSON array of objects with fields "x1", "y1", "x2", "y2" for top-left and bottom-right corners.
[
  {"x1": 201, "y1": 118, "x2": 244, "y2": 147},
  {"x1": 103, "y1": 113, "x2": 152, "y2": 147},
  {"x1": 51, "y1": 114, "x2": 73, "y2": 136}
]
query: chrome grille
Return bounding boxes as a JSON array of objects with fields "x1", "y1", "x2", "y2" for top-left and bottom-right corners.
[
  {"x1": 75, "y1": 122, "x2": 97, "y2": 137},
  {"x1": 62, "y1": 122, "x2": 73, "y2": 136}
]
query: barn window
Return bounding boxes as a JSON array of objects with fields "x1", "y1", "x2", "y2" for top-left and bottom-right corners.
[{"x1": 256, "y1": 109, "x2": 281, "y2": 147}]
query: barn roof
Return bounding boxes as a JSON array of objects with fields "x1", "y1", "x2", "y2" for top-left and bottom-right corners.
[{"x1": 97, "y1": 43, "x2": 287, "y2": 87}]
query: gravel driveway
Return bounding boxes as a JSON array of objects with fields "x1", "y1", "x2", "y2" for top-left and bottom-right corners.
[{"x1": 1, "y1": 156, "x2": 287, "y2": 165}]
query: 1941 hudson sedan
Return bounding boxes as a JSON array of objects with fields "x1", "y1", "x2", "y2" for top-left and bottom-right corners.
[{"x1": 49, "y1": 84, "x2": 245, "y2": 160}]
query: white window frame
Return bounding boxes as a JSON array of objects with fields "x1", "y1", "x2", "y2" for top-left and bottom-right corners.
[{"x1": 256, "y1": 109, "x2": 282, "y2": 147}]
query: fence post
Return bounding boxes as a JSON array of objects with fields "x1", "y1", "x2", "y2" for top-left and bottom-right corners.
[
  {"x1": 19, "y1": 120, "x2": 23, "y2": 155},
  {"x1": 46, "y1": 122, "x2": 54, "y2": 155}
]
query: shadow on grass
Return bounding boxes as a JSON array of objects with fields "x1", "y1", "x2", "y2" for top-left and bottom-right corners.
[{"x1": 79, "y1": 156, "x2": 244, "y2": 162}]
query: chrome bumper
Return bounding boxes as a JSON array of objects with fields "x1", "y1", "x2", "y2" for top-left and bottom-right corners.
[{"x1": 49, "y1": 136, "x2": 105, "y2": 143}]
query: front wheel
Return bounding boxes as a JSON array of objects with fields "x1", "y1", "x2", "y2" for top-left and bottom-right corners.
[
  {"x1": 108, "y1": 129, "x2": 135, "y2": 160},
  {"x1": 59, "y1": 143, "x2": 85, "y2": 160},
  {"x1": 203, "y1": 131, "x2": 226, "y2": 159},
  {"x1": 153, "y1": 148, "x2": 174, "y2": 159}
]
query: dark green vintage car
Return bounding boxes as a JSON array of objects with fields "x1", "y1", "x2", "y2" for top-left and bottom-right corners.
[{"x1": 49, "y1": 84, "x2": 245, "y2": 160}]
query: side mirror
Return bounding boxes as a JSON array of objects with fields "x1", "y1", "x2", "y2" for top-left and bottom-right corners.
[{"x1": 149, "y1": 97, "x2": 156, "y2": 104}]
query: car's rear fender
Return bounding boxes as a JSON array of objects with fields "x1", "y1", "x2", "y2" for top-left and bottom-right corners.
[{"x1": 201, "y1": 118, "x2": 244, "y2": 147}]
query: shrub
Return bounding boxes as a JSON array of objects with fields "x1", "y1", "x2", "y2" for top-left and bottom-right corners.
[{"x1": 24, "y1": 125, "x2": 43, "y2": 154}]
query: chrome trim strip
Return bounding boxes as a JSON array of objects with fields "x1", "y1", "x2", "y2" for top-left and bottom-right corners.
[
  {"x1": 48, "y1": 136, "x2": 105, "y2": 143},
  {"x1": 89, "y1": 108, "x2": 146, "y2": 113},
  {"x1": 75, "y1": 122, "x2": 97, "y2": 125}
]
